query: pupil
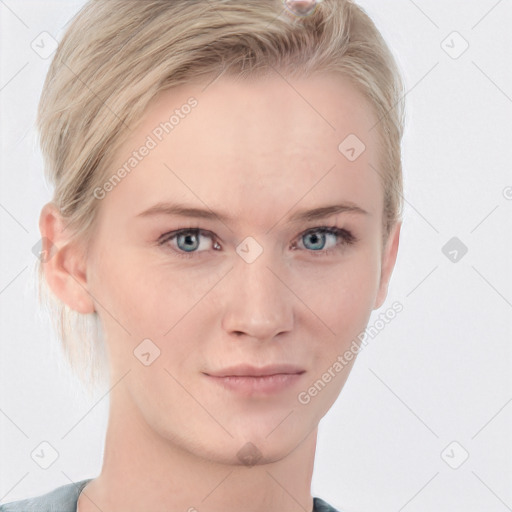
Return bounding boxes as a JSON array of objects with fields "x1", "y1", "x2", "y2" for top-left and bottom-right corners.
[
  {"x1": 181, "y1": 233, "x2": 198, "y2": 251},
  {"x1": 307, "y1": 233, "x2": 324, "y2": 250}
]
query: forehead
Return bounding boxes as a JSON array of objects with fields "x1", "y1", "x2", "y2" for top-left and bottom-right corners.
[{"x1": 104, "y1": 72, "x2": 383, "y2": 228}]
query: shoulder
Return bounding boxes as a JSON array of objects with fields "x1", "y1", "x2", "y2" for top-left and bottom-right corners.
[
  {"x1": 313, "y1": 496, "x2": 346, "y2": 512},
  {"x1": 0, "y1": 479, "x2": 92, "y2": 512},
  {"x1": 312, "y1": 496, "x2": 343, "y2": 512}
]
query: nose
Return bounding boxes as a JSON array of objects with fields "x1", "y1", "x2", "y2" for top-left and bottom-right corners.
[{"x1": 220, "y1": 248, "x2": 294, "y2": 341}]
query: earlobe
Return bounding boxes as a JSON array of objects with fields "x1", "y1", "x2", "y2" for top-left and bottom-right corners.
[
  {"x1": 373, "y1": 221, "x2": 402, "y2": 310},
  {"x1": 39, "y1": 202, "x2": 95, "y2": 314}
]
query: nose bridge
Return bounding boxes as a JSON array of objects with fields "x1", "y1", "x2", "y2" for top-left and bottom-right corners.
[{"x1": 221, "y1": 239, "x2": 294, "y2": 339}]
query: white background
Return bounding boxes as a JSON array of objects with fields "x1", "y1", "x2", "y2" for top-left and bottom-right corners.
[{"x1": 1, "y1": 1, "x2": 511, "y2": 511}]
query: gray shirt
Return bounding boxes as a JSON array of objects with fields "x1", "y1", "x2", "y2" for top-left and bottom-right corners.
[{"x1": 0, "y1": 479, "x2": 343, "y2": 512}]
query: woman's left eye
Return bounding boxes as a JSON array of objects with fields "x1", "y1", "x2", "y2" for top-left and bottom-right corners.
[
  {"x1": 293, "y1": 226, "x2": 357, "y2": 255},
  {"x1": 157, "y1": 226, "x2": 357, "y2": 259}
]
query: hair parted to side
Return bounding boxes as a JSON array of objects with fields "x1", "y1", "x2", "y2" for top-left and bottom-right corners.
[{"x1": 37, "y1": 0, "x2": 406, "y2": 394}]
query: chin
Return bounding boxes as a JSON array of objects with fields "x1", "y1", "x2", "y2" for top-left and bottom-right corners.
[{"x1": 187, "y1": 428, "x2": 299, "y2": 467}]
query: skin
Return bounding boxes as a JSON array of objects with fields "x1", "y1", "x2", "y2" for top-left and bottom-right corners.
[{"x1": 40, "y1": 71, "x2": 401, "y2": 512}]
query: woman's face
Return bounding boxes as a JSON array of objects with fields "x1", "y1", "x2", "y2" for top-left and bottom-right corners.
[{"x1": 83, "y1": 72, "x2": 400, "y2": 464}]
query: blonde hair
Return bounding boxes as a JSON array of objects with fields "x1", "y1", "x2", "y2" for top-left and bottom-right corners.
[{"x1": 37, "y1": 0, "x2": 406, "y2": 394}]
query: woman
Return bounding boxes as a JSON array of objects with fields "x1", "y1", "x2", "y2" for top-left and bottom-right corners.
[{"x1": 1, "y1": 0, "x2": 404, "y2": 511}]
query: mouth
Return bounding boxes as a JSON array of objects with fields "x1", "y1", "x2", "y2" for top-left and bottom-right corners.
[
  {"x1": 205, "y1": 363, "x2": 306, "y2": 378},
  {"x1": 203, "y1": 364, "x2": 306, "y2": 395}
]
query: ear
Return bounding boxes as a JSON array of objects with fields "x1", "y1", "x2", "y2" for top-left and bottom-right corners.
[
  {"x1": 38, "y1": 202, "x2": 95, "y2": 314},
  {"x1": 373, "y1": 221, "x2": 402, "y2": 310}
]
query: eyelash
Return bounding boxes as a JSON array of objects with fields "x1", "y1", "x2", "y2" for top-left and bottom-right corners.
[{"x1": 157, "y1": 225, "x2": 358, "y2": 260}]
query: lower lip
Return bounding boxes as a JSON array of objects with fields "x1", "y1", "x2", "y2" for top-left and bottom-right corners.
[{"x1": 205, "y1": 373, "x2": 304, "y2": 395}]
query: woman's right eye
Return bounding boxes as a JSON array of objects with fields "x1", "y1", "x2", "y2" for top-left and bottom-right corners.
[{"x1": 158, "y1": 228, "x2": 218, "y2": 259}]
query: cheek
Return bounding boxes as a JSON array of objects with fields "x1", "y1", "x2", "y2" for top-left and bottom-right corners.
[
  {"x1": 95, "y1": 252, "x2": 219, "y2": 344},
  {"x1": 90, "y1": 256, "x2": 201, "y2": 375},
  {"x1": 296, "y1": 253, "x2": 380, "y2": 342},
  {"x1": 90, "y1": 252, "x2": 168, "y2": 336}
]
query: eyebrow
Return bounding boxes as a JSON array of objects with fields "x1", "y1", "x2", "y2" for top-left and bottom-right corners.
[{"x1": 136, "y1": 201, "x2": 369, "y2": 223}]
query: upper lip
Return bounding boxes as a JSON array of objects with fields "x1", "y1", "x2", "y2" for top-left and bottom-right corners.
[{"x1": 205, "y1": 364, "x2": 306, "y2": 377}]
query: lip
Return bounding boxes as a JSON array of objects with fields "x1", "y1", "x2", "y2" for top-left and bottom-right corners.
[
  {"x1": 205, "y1": 364, "x2": 305, "y2": 378},
  {"x1": 203, "y1": 364, "x2": 306, "y2": 396}
]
